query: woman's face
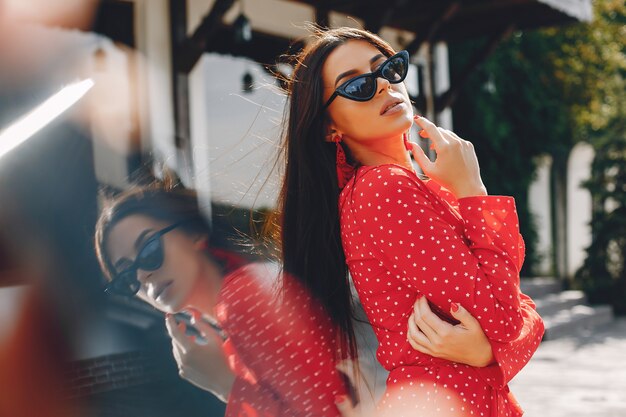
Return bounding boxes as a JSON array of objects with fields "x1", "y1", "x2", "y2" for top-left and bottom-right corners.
[
  {"x1": 106, "y1": 214, "x2": 207, "y2": 314},
  {"x1": 322, "y1": 40, "x2": 413, "y2": 143}
]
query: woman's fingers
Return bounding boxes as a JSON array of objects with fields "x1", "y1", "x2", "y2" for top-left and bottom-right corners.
[
  {"x1": 165, "y1": 315, "x2": 192, "y2": 352},
  {"x1": 408, "y1": 141, "x2": 433, "y2": 173},
  {"x1": 171, "y1": 341, "x2": 183, "y2": 363},
  {"x1": 165, "y1": 314, "x2": 183, "y2": 339},
  {"x1": 408, "y1": 313, "x2": 427, "y2": 347},
  {"x1": 335, "y1": 360, "x2": 366, "y2": 417},
  {"x1": 190, "y1": 313, "x2": 223, "y2": 343},
  {"x1": 335, "y1": 395, "x2": 358, "y2": 417},
  {"x1": 449, "y1": 302, "x2": 480, "y2": 331},
  {"x1": 412, "y1": 297, "x2": 440, "y2": 343},
  {"x1": 416, "y1": 296, "x2": 453, "y2": 337},
  {"x1": 414, "y1": 116, "x2": 448, "y2": 150},
  {"x1": 410, "y1": 117, "x2": 486, "y2": 199}
]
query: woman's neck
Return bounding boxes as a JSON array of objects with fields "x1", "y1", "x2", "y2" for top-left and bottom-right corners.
[
  {"x1": 186, "y1": 257, "x2": 225, "y2": 320},
  {"x1": 345, "y1": 135, "x2": 413, "y2": 171}
]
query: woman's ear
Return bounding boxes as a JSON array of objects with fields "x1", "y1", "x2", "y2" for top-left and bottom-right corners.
[
  {"x1": 325, "y1": 127, "x2": 343, "y2": 143},
  {"x1": 324, "y1": 115, "x2": 342, "y2": 142},
  {"x1": 193, "y1": 235, "x2": 209, "y2": 251}
]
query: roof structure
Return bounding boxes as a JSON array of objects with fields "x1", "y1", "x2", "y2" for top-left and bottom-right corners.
[
  {"x1": 178, "y1": 0, "x2": 593, "y2": 82},
  {"x1": 288, "y1": 0, "x2": 593, "y2": 42},
  {"x1": 169, "y1": 0, "x2": 592, "y2": 117}
]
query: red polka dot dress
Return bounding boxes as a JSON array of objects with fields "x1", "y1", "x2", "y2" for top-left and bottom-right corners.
[
  {"x1": 215, "y1": 263, "x2": 348, "y2": 417},
  {"x1": 339, "y1": 164, "x2": 544, "y2": 417}
]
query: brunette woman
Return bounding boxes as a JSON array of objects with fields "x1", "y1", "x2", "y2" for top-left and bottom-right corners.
[
  {"x1": 94, "y1": 183, "x2": 351, "y2": 416},
  {"x1": 277, "y1": 26, "x2": 544, "y2": 417}
]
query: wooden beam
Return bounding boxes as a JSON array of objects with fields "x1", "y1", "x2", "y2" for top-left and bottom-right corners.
[
  {"x1": 363, "y1": 0, "x2": 409, "y2": 33},
  {"x1": 169, "y1": 0, "x2": 235, "y2": 184},
  {"x1": 315, "y1": 6, "x2": 330, "y2": 28},
  {"x1": 435, "y1": 25, "x2": 515, "y2": 112},
  {"x1": 169, "y1": 0, "x2": 191, "y2": 175},
  {"x1": 404, "y1": 1, "x2": 461, "y2": 55},
  {"x1": 175, "y1": 0, "x2": 236, "y2": 73},
  {"x1": 169, "y1": 0, "x2": 200, "y2": 184}
]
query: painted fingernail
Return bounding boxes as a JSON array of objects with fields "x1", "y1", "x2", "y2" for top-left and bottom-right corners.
[
  {"x1": 451, "y1": 302, "x2": 459, "y2": 312},
  {"x1": 419, "y1": 130, "x2": 429, "y2": 138},
  {"x1": 414, "y1": 114, "x2": 421, "y2": 119},
  {"x1": 335, "y1": 395, "x2": 347, "y2": 404}
]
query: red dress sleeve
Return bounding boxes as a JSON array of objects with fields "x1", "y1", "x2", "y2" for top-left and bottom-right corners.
[
  {"x1": 225, "y1": 375, "x2": 281, "y2": 417},
  {"x1": 217, "y1": 263, "x2": 347, "y2": 417},
  {"x1": 479, "y1": 293, "x2": 544, "y2": 389},
  {"x1": 346, "y1": 165, "x2": 524, "y2": 342},
  {"x1": 424, "y1": 176, "x2": 545, "y2": 386}
]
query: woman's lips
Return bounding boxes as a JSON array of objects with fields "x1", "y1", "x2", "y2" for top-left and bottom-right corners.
[{"x1": 381, "y1": 101, "x2": 405, "y2": 116}]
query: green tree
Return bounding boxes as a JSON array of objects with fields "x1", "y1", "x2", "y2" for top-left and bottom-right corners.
[
  {"x1": 547, "y1": 0, "x2": 626, "y2": 312},
  {"x1": 451, "y1": 0, "x2": 626, "y2": 311}
]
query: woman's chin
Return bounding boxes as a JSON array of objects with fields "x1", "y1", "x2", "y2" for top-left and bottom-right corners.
[{"x1": 382, "y1": 110, "x2": 414, "y2": 132}]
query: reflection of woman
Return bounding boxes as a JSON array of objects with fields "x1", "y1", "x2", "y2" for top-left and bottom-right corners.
[
  {"x1": 94, "y1": 184, "x2": 351, "y2": 416},
  {"x1": 278, "y1": 27, "x2": 544, "y2": 416}
]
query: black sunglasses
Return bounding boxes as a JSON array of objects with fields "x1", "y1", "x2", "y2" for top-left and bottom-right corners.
[
  {"x1": 324, "y1": 50, "x2": 409, "y2": 108},
  {"x1": 105, "y1": 222, "x2": 182, "y2": 297}
]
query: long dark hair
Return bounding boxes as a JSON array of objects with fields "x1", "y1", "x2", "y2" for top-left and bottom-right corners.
[
  {"x1": 278, "y1": 27, "x2": 396, "y2": 360},
  {"x1": 94, "y1": 182, "x2": 214, "y2": 282}
]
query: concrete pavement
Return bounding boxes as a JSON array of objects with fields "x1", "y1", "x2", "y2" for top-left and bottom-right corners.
[{"x1": 510, "y1": 317, "x2": 626, "y2": 417}]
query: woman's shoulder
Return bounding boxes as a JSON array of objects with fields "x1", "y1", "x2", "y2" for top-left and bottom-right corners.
[
  {"x1": 343, "y1": 163, "x2": 422, "y2": 198},
  {"x1": 358, "y1": 163, "x2": 416, "y2": 180},
  {"x1": 216, "y1": 262, "x2": 283, "y2": 325},
  {"x1": 221, "y1": 261, "x2": 282, "y2": 296},
  {"x1": 216, "y1": 262, "x2": 329, "y2": 333}
]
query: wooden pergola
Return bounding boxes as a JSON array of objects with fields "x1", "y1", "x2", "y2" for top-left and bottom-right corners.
[{"x1": 168, "y1": 0, "x2": 592, "y2": 161}]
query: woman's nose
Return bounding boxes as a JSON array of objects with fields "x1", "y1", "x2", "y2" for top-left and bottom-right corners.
[{"x1": 377, "y1": 76, "x2": 392, "y2": 94}]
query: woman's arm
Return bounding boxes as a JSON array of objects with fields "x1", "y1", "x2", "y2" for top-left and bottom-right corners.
[
  {"x1": 486, "y1": 293, "x2": 544, "y2": 386},
  {"x1": 407, "y1": 295, "x2": 544, "y2": 385},
  {"x1": 354, "y1": 165, "x2": 524, "y2": 342},
  {"x1": 403, "y1": 119, "x2": 544, "y2": 370},
  {"x1": 407, "y1": 296, "x2": 494, "y2": 367},
  {"x1": 220, "y1": 264, "x2": 347, "y2": 416}
]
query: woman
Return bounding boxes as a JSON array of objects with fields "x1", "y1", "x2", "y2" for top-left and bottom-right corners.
[
  {"x1": 94, "y1": 182, "x2": 499, "y2": 417},
  {"x1": 278, "y1": 26, "x2": 544, "y2": 417},
  {"x1": 94, "y1": 184, "x2": 351, "y2": 416}
]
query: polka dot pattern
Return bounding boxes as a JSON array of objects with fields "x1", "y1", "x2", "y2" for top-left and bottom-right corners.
[
  {"x1": 339, "y1": 164, "x2": 545, "y2": 417},
  {"x1": 216, "y1": 263, "x2": 346, "y2": 417}
]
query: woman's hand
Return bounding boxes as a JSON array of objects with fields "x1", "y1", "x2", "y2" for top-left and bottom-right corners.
[
  {"x1": 335, "y1": 360, "x2": 374, "y2": 417},
  {"x1": 407, "y1": 296, "x2": 494, "y2": 368},
  {"x1": 165, "y1": 311, "x2": 235, "y2": 402},
  {"x1": 409, "y1": 116, "x2": 487, "y2": 199},
  {"x1": 335, "y1": 395, "x2": 361, "y2": 417}
]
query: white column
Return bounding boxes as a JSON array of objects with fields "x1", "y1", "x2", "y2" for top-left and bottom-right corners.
[
  {"x1": 566, "y1": 142, "x2": 594, "y2": 277},
  {"x1": 434, "y1": 42, "x2": 452, "y2": 130},
  {"x1": 188, "y1": 57, "x2": 212, "y2": 217},
  {"x1": 194, "y1": 53, "x2": 285, "y2": 209},
  {"x1": 528, "y1": 155, "x2": 554, "y2": 275},
  {"x1": 133, "y1": 0, "x2": 176, "y2": 172},
  {"x1": 89, "y1": 40, "x2": 135, "y2": 188}
]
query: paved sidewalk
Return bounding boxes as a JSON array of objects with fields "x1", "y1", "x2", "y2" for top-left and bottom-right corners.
[{"x1": 510, "y1": 317, "x2": 626, "y2": 417}]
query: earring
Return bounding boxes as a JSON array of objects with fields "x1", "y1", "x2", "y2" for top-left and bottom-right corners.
[{"x1": 333, "y1": 135, "x2": 355, "y2": 189}]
